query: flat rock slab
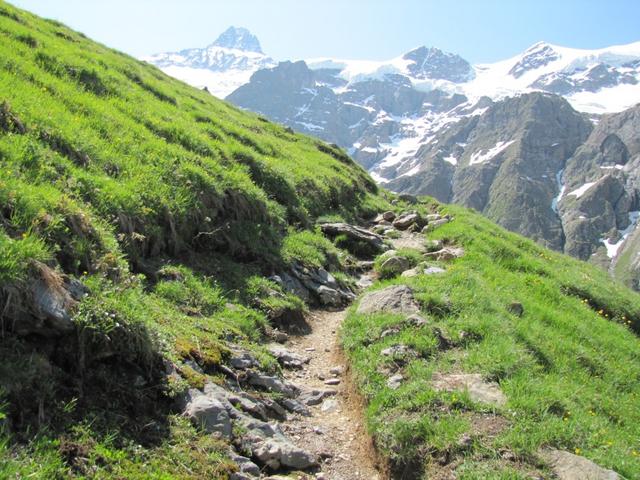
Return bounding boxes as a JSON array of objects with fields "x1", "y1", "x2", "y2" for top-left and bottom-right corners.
[
  {"x1": 431, "y1": 373, "x2": 507, "y2": 406},
  {"x1": 540, "y1": 450, "x2": 619, "y2": 480},
  {"x1": 423, "y1": 246, "x2": 464, "y2": 261},
  {"x1": 356, "y1": 285, "x2": 420, "y2": 315}
]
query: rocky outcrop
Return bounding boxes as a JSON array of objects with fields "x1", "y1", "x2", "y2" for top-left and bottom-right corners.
[{"x1": 183, "y1": 383, "x2": 317, "y2": 471}]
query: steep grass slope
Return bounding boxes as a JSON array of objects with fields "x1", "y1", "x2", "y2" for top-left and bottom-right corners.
[
  {"x1": 344, "y1": 203, "x2": 640, "y2": 479},
  {"x1": 0, "y1": 2, "x2": 386, "y2": 478}
]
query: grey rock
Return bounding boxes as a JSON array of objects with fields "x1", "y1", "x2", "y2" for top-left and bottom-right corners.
[
  {"x1": 324, "y1": 378, "x2": 341, "y2": 386},
  {"x1": 431, "y1": 373, "x2": 507, "y2": 406},
  {"x1": 230, "y1": 473, "x2": 254, "y2": 480},
  {"x1": 252, "y1": 438, "x2": 317, "y2": 470},
  {"x1": 184, "y1": 395, "x2": 232, "y2": 438},
  {"x1": 267, "y1": 345, "x2": 309, "y2": 369},
  {"x1": 381, "y1": 344, "x2": 418, "y2": 359},
  {"x1": 424, "y1": 266, "x2": 447, "y2": 275},
  {"x1": 393, "y1": 213, "x2": 423, "y2": 230},
  {"x1": 400, "y1": 267, "x2": 420, "y2": 278},
  {"x1": 299, "y1": 389, "x2": 337, "y2": 406},
  {"x1": 424, "y1": 217, "x2": 450, "y2": 231},
  {"x1": 230, "y1": 351, "x2": 258, "y2": 370},
  {"x1": 382, "y1": 211, "x2": 396, "y2": 222},
  {"x1": 316, "y1": 285, "x2": 342, "y2": 306},
  {"x1": 387, "y1": 374, "x2": 404, "y2": 389},
  {"x1": 280, "y1": 398, "x2": 311, "y2": 416},
  {"x1": 426, "y1": 214, "x2": 443, "y2": 222},
  {"x1": 320, "y1": 399, "x2": 339, "y2": 413},
  {"x1": 380, "y1": 255, "x2": 412, "y2": 276},
  {"x1": 540, "y1": 449, "x2": 619, "y2": 480},
  {"x1": 423, "y1": 246, "x2": 464, "y2": 261},
  {"x1": 247, "y1": 371, "x2": 299, "y2": 398},
  {"x1": 405, "y1": 314, "x2": 429, "y2": 327},
  {"x1": 319, "y1": 222, "x2": 386, "y2": 252},
  {"x1": 231, "y1": 453, "x2": 261, "y2": 477},
  {"x1": 356, "y1": 285, "x2": 420, "y2": 315}
]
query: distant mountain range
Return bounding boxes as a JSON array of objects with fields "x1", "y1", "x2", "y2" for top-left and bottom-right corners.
[{"x1": 145, "y1": 29, "x2": 640, "y2": 288}]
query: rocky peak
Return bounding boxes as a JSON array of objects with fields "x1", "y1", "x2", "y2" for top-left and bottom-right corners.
[
  {"x1": 403, "y1": 46, "x2": 473, "y2": 82},
  {"x1": 509, "y1": 41, "x2": 560, "y2": 78},
  {"x1": 212, "y1": 26, "x2": 263, "y2": 54}
]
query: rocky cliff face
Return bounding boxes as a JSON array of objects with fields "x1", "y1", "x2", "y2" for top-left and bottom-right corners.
[
  {"x1": 387, "y1": 93, "x2": 594, "y2": 250},
  {"x1": 559, "y1": 105, "x2": 640, "y2": 287}
]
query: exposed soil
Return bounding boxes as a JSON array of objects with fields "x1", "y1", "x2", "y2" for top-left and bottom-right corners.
[{"x1": 279, "y1": 307, "x2": 385, "y2": 480}]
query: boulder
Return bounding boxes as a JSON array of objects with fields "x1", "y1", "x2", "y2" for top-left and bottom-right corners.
[
  {"x1": 184, "y1": 396, "x2": 232, "y2": 438},
  {"x1": 357, "y1": 285, "x2": 420, "y2": 315},
  {"x1": 253, "y1": 438, "x2": 317, "y2": 470},
  {"x1": 319, "y1": 222, "x2": 386, "y2": 252},
  {"x1": 426, "y1": 214, "x2": 443, "y2": 222},
  {"x1": 393, "y1": 213, "x2": 423, "y2": 230},
  {"x1": 380, "y1": 255, "x2": 412, "y2": 276},
  {"x1": 540, "y1": 449, "x2": 619, "y2": 480},
  {"x1": 316, "y1": 285, "x2": 342, "y2": 306},
  {"x1": 431, "y1": 373, "x2": 507, "y2": 406},
  {"x1": 382, "y1": 211, "x2": 396, "y2": 222}
]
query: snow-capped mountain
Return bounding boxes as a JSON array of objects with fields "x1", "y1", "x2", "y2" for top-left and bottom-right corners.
[
  {"x1": 228, "y1": 40, "x2": 640, "y2": 186},
  {"x1": 143, "y1": 27, "x2": 275, "y2": 98},
  {"x1": 150, "y1": 32, "x2": 640, "y2": 286}
]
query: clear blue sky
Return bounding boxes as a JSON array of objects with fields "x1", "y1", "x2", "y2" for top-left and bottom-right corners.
[{"x1": 8, "y1": 0, "x2": 640, "y2": 62}]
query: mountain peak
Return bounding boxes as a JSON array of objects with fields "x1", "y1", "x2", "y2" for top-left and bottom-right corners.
[
  {"x1": 402, "y1": 46, "x2": 473, "y2": 82},
  {"x1": 212, "y1": 26, "x2": 263, "y2": 54}
]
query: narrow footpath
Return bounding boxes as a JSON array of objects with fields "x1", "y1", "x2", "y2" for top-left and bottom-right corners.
[{"x1": 277, "y1": 307, "x2": 382, "y2": 480}]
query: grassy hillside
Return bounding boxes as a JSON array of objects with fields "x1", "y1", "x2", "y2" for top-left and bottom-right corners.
[
  {"x1": 3, "y1": 2, "x2": 640, "y2": 480},
  {"x1": 0, "y1": 2, "x2": 387, "y2": 478},
  {"x1": 344, "y1": 203, "x2": 640, "y2": 479}
]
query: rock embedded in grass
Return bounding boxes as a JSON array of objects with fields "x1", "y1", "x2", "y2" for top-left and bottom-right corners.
[
  {"x1": 184, "y1": 395, "x2": 233, "y2": 439},
  {"x1": 423, "y1": 246, "x2": 464, "y2": 261},
  {"x1": 380, "y1": 255, "x2": 412, "y2": 276},
  {"x1": 431, "y1": 373, "x2": 507, "y2": 406},
  {"x1": 356, "y1": 284, "x2": 420, "y2": 315},
  {"x1": 540, "y1": 449, "x2": 619, "y2": 480}
]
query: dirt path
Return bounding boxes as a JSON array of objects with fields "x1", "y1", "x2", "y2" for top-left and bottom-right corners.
[{"x1": 279, "y1": 307, "x2": 383, "y2": 480}]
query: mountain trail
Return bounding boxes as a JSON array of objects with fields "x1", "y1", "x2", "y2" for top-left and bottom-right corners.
[{"x1": 279, "y1": 301, "x2": 384, "y2": 479}]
